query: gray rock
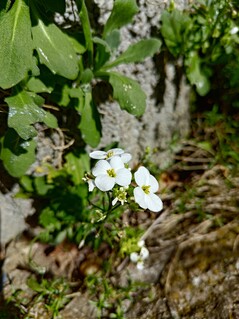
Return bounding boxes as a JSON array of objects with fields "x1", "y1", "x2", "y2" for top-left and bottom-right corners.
[{"x1": 0, "y1": 191, "x2": 34, "y2": 247}]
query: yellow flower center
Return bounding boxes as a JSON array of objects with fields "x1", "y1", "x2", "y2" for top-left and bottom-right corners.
[
  {"x1": 106, "y1": 151, "x2": 114, "y2": 159},
  {"x1": 142, "y1": 185, "x2": 151, "y2": 194},
  {"x1": 107, "y1": 168, "x2": 116, "y2": 177}
]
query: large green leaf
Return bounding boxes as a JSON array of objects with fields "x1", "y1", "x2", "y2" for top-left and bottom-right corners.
[
  {"x1": 0, "y1": 0, "x2": 33, "y2": 89},
  {"x1": 0, "y1": 129, "x2": 36, "y2": 177},
  {"x1": 30, "y1": 1, "x2": 79, "y2": 80},
  {"x1": 102, "y1": 38, "x2": 162, "y2": 69},
  {"x1": 79, "y1": 91, "x2": 101, "y2": 147},
  {"x1": 5, "y1": 88, "x2": 58, "y2": 140},
  {"x1": 103, "y1": 0, "x2": 138, "y2": 37},
  {"x1": 108, "y1": 72, "x2": 146, "y2": 116}
]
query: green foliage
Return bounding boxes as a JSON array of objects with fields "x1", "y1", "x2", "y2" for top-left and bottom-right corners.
[
  {"x1": 160, "y1": 0, "x2": 239, "y2": 99},
  {"x1": 0, "y1": 0, "x2": 161, "y2": 177}
]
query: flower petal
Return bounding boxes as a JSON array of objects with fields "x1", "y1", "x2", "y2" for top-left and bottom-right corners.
[
  {"x1": 115, "y1": 168, "x2": 132, "y2": 186},
  {"x1": 109, "y1": 148, "x2": 124, "y2": 156},
  {"x1": 136, "y1": 261, "x2": 145, "y2": 270},
  {"x1": 95, "y1": 175, "x2": 115, "y2": 191},
  {"x1": 92, "y1": 160, "x2": 111, "y2": 176},
  {"x1": 134, "y1": 166, "x2": 150, "y2": 186},
  {"x1": 149, "y1": 174, "x2": 159, "y2": 193},
  {"x1": 110, "y1": 156, "x2": 124, "y2": 170},
  {"x1": 140, "y1": 247, "x2": 149, "y2": 260},
  {"x1": 145, "y1": 193, "x2": 163, "y2": 212},
  {"x1": 130, "y1": 252, "x2": 139, "y2": 263},
  {"x1": 121, "y1": 153, "x2": 132, "y2": 163},
  {"x1": 89, "y1": 150, "x2": 106, "y2": 159},
  {"x1": 134, "y1": 187, "x2": 147, "y2": 209}
]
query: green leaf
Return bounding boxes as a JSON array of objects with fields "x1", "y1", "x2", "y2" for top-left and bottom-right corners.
[
  {"x1": 79, "y1": 90, "x2": 101, "y2": 147},
  {"x1": 185, "y1": 52, "x2": 210, "y2": 96},
  {"x1": 5, "y1": 88, "x2": 58, "y2": 140},
  {"x1": 30, "y1": 1, "x2": 79, "y2": 80},
  {"x1": 103, "y1": 0, "x2": 138, "y2": 38},
  {"x1": 26, "y1": 77, "x2": 53, "y2": 93},
  {"x1": 108, "y1": 72, "x2": 146, "y2": 116},
  {"x1": 0, "y1": 0, "x2": 33, "y2": 89},
  {"x1": 102, "y1": 38, "x2": 162, "y2": 69},
  {"x1": 161, "y1": 9, "x2": 190, "y2": 57},
  {"x1": 65, "y1": 152, "x2": 90, "y2": 185},
  {"x1": 0, "y1": 129, "x2": 36, "y2": 177}
]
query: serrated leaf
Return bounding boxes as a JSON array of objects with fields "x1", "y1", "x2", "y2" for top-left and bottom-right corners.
[
  {"x1": 108, "y1": 72, "x2": 146, "y2": 116},
  {"x1": 79, "y1": 91, "x2": 101, "y2": 147},
  {"x1": 5, "y1": 88, "x2": 57, "y2": 140},
  {"x1": 0, "y1": 129, "x2": 36, "y2": 177},
  {"x1": 30, "y1": 1, "x2": 79, "y2": 80},
  {"x1": 103, "y1": 38, "x2": 161, "y2": 69},
  {"x1": 65, "y1": 152, "x2": 90, "y2": 185},
  {"x1": 0, "y1": 0, "x2": 33, "y2": 89},
  {"x1": 103, "y1": 0, "x2": 138, "y2": 38}
]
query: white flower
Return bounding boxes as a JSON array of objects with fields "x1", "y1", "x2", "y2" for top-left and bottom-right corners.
[
  {"x1": 90, "y1": 148, "x2": 124, "y2": 160},
  {"x1": 130, "y1": 245, "x2": 149, "y2": 270},
  {"x1": 230, "y1": 26, "x2": 239, "y2": 35},
  {"x1": 133, "y1": 166, "x2": 163, "y2": 212},
  {"x1": 92, "y1": 156, "x2": 132, "y2": 191}
]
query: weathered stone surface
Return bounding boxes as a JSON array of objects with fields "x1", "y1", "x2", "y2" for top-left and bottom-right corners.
[{"x1": 0, "y1": 191, "x2": 34, "y2": 247}]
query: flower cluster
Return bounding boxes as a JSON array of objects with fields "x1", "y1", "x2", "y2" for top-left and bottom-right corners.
[
  {"x1": 130, "y1": 240, "x2": 149, "y2": 270},
  {"x1": 84, "y1": 148, "x2": 163, "y2": 213}
]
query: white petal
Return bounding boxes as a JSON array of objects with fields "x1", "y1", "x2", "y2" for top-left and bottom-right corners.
[
  {"x1": 121, "y1": 153, "x2": 132, "y2": 163},
  {"x1": 110, "y1": 156, "x2": 124, "y2": 170},
  {"x1": 136, "y1": 261, "x2": 144, "y2": 270},
  {"x1": 109, "y1": 148, "x2": 124, "y2": 156},
  {"x1": 149, "y1": 174, "x2": 159, "y2": 193},
  {"x1": 134, "y1": 166, "x2": 150, "y2": 186},
  {"x1": 133, "y1": 187, "x2": 147, "y2": 209},
  {"x1": 145, "y1": 193, "x2": 163, "y2": 212},
  {"x1": 137, "y1": 240, "x2": 145, "y2": 248},
  {"x1": 92, "y1": 160, "x2": 111, "y2": 176},
  {"x1": 88, "y1": 180, "x2": 95, "y2": 192},
  {"x1": 115, "y1": 168, "x2": 132, "y2": 186},
  {"x1": 140, "y1": 247, "x2": 149, "y2": 260},
  {"x1": 112, "y1": 197, "x2": 118, "y2": 206},
  {"x1": 130, "y1": 252, "x2": 139, "y2": 263},
  {"x1": 89, "y1": 151, "x2": 106, "y2": 159},
  {"x1": 95, "y1": 175, "x2": 115, "y2": 191}
]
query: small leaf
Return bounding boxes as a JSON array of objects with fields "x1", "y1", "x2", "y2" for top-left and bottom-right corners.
[
  {"x1": 103, "y1": 38, "x2": 161, "y2": 69},
  {"x1": 5, "y1": 88, "x2": 57, "y2": 140},
  {"x1": 185, "y1": 52, "x2": 210, "y2": 96},
  {"x1": 26, "y1": 77, "x2": 53, "y2": 93},
  {"x1": 103, "y1": 0, "x2": 138, "y2": 37},
  {"x1": 0, "y1": 0, "x2": 33, "y2": 89},
  {"x1": 30, "y1": 1, "x2": 79, "y2": 80},
  {"x1": 79, "y1": 90, "x2": 101, "y2": 147},
  {"x1": 0, "y1": 129, "x2": 36, "y2": 177},
  {"x1": 108, "y1": 71, "x2": 146, "y2": 116}
]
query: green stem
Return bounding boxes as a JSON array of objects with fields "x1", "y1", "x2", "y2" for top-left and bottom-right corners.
[{"x1": 79, "y1": 0, "x2": 94, "y2": 67}]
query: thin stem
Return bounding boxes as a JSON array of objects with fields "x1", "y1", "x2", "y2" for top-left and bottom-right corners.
[{"x1": 79, "y1": 0, "x2": 94, "y2": 67}]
